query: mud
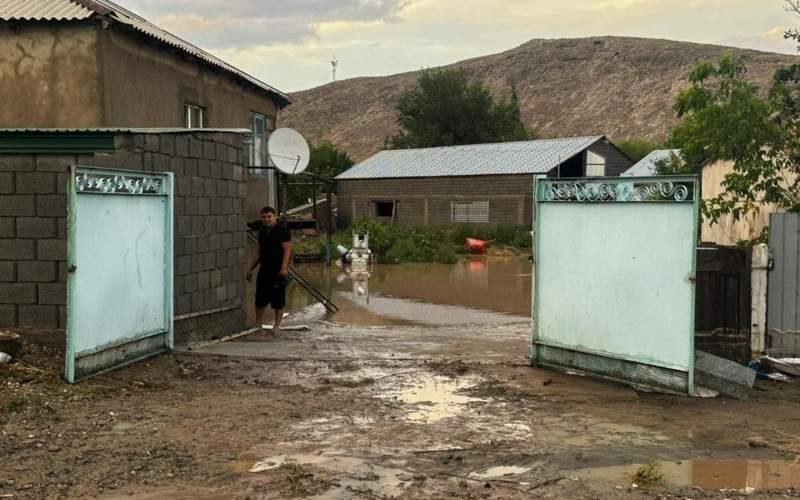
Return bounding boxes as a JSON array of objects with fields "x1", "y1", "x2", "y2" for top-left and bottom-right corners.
[{"x1": 2, "y1": 322, "x2": 800, "y2": 499}]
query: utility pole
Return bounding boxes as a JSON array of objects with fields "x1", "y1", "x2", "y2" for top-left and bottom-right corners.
[{"x1": 331, "y1": 54, "x2": 338, "y2": 82}]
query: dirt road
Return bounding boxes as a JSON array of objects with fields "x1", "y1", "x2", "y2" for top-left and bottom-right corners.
[{"x1": 2, "y1": 322, "x2": 799, "y2": 499}]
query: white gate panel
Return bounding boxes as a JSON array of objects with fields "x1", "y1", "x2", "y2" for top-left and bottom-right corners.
[
  {"x1": 66, "y1": 167, "x2": 174, "y2": 383},
  {"x1": 532, "y1": 176, "x2": 699, "y2": 394}
]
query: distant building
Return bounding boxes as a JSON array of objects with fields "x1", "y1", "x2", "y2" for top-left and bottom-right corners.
[
  {"x1": 621, "y1": 149, "x2": 682, "y2": 177},
  {"x1": 701, "y1": 160, "x2": 788, "y2": 245},
  {"x1": 335, "y1": 136, "x2": 633, "y2": 226},
  {"x1": 0, "y1": 0, "x2": 290, "y2": 171}
]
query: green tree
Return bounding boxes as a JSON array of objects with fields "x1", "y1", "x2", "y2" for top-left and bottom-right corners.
[
  {"x1": 286, "y1": 141, "x2": 354, "y2": 208},
  {"x1": 616, "y1": 139, "x2": 662, "y2": 163},
  {"x1": 668, "y1": 54, "x2": 797, "y2": 225},
  {"x1": 387, "y1": 68, "x2": 532, "y2": 149}
]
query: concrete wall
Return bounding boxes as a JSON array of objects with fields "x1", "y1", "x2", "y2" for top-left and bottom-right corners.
[
  {"x1": 99, "y1": 27, "x2": 278, "y2": 129},
  {"x1": 337, "y1": 174, "x2": 533, "y2": 227},
  {"x1": 0, "y1": 21, "x2": 279, "y2": 130},
  {"x1": 700, "y1": 160, "x2": 784, "y2": 245},
  {"x1": 0, "y1": 23, "x2": 103, "y2": 127},
  {"x1": 0, "y1": 131, "x2": 249, "y2": 342}
]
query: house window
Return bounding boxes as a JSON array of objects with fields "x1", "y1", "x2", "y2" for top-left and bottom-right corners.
[
  {"x1": 585, "y1": 151, "x2": 606, "y2": 177},
  {"x1": 451, "y1": 200, "x2": 489, "y2": 223},
  {"x1": 374, "y1": 201, "x2": 395, "y2": 218},
  {"x1": 250, "y1": 112, "x2": 273, "y2": 175},
  {"x1": 184, "y1": 103, "x2": 205, "y2": 128}
]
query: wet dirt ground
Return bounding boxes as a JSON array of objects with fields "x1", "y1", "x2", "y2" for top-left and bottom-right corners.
[
  {"x1": 3, "y1": 321, "x2": 800, "y2": 500},
  {"x1": 2, "y1": 258, "x2": 800, "y2": 499}
]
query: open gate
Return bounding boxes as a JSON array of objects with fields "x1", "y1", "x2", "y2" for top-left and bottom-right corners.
[
  {"x1": 65, "y1": 166, "x2": 174, "y2": 383},
  {"x1": 532, "y1": 176, "x2": 699, "y2": 395}
]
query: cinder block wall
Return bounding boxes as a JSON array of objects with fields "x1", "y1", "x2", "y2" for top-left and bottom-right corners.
[
  {"x1": 0, "y1": 131, "x2": 249, "y2": 342},
  {"x1": 337, "y1": 174, "x2": 534, "y2": 227}
]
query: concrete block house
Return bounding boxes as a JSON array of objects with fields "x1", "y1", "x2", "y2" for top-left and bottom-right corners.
[
  {"x1": 335, "y1": 136, "x2": 633, "y2": 227},
  {"x1": 0, "y1": 0, "x2": 290, "y2": 338}
]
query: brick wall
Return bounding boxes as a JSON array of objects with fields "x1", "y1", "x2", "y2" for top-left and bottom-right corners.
[
  {"x1": 337, "y1": 174, "x2": 534, "y2": 227},
  {"x1": 0, "y1": 131, "x2": 249, "y2": 342}
]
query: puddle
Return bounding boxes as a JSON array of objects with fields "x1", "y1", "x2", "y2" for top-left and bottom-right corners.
[
  {"x1": 380, "y1": 375, "x2": 484, "y2": 423},
  {"x1": 471, "y1": 465, "x2": 532, "y2": 480},
  {"x1": 535, "y1": 415, "x2": 670, "y2": 447},
  {"x1": 245, "y1": 257, "x2": 532, "y2": 327},
  {"x1": 248, "y1": 453, "x2": 409, "y2": 497},
  {"x1": 110, "y1": 422, "x2": 135, "y2": 434},
  {"x1": 576, "y1": 459, "x2": 800, "y2": 491}
]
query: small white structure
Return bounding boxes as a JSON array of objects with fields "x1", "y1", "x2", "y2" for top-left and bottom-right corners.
[{"x1": 621, "y1": 149, "x2": 681, "y2": 177}]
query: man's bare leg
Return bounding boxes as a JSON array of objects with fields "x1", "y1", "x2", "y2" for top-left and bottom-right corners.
[
  {"x1": 255, "y1": 307, "x2": 266, "y2": 330},
  {"x1": 272, "y1": 308, "x2": 284, "y2": 335}
]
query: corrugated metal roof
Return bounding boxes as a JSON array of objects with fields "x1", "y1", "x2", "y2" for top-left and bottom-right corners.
[
  {"x1": 336, "y1": 136, "x2": 604, "y2": 180},
  {"x1": 0, "y1": 0, "x2": 290, "y2": 107},
  {"x1": 621, "y1": 149, "x2": 682, "y2": 177},
  {"x1": 0, "y1": 0, "x2": 93, "y2": 21}
]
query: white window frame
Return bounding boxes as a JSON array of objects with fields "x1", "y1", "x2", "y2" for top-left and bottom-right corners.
[
  {"x1": 585, "y1": 150, "x2": 606, "y2": 177},
  {"x1": 451, "y1": 200, "x2": 489, "y2": 223},
  {"x1": 184, "y1": 103, "x2": 205, "y2": 128},
  {"x1": 250, "y1": 112, "x2": 273, "y2": 175}
]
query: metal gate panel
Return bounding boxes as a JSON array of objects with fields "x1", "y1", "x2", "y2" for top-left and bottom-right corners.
[
  {"x1": 532, "y1": 176, "x2": 699, "y2": 394},
  {"x1": 66, "y1": 166, "x2": 174, "y2": 383},
  {"x1": 767, "y1": 213, "x2": 800, "y2": 355}
]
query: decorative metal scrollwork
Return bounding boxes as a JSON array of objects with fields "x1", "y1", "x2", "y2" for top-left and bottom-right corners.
[
  {"x1": 543, "y1": 180, "x2": 691, "y2": 203},
  {"x1": 74, "y1": 172, "x2": 164, "y2": 195}
]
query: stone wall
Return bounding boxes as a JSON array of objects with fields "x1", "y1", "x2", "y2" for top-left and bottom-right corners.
[
  {"x1": 337, "y1": 174, "x2": 534, "y2": 227},
  {"x1": 0, "y1": 131, "x2": 249, "y2": 342}
]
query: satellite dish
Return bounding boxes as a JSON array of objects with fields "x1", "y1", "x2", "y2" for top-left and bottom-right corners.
[{"x1": 268, "y1": 128, "x2": 310, "y2": 175}]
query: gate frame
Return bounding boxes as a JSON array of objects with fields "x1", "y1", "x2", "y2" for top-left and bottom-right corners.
[
  {"x1": 531, "y1": 174, "x2": 700, "y2": 395},
  {"x1": 65, "y1": 166, "x2": 174, "y2": 383}
]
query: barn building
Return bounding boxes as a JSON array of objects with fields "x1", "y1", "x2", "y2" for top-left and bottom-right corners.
[{"x1": 335, "y1": 136, "x2": 633, "y2": 226}]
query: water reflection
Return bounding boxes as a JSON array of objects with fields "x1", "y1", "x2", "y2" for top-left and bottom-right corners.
[{"x1": 279, "y1": 257, "x2": 531, "y2": 326}]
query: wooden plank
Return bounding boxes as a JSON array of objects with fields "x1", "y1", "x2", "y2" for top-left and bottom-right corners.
[
  {"x1": 783, "y1": 214, "x2": 799, "y2": 332},
  {"x1": 768, "y1": 213, "x2": 786, "y2": 332},
  {"x1": 795, "y1": 214, "x2": 800, "y2": 333}
]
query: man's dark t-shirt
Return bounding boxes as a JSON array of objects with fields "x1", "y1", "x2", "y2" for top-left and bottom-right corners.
[{"x1": 249, "y1": 221, "x2": 291, "y2": 276}]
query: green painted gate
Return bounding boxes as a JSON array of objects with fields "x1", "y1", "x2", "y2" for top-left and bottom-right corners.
[
  {"x1": 532, "y1": 176, "x2": 699, "y2": 395},
  {"x1": 65, "y1": 166, "x2": 174, "y2": 383}
]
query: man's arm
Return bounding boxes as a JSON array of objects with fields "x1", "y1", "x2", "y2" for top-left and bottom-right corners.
[
  {"x1": 279, "y1": 241, "x2": 292, "y2": 276},
  {"x1": 279, "y1": 241, "x2": 292, "y2": 277},
  {"x1": 246, "y1": 246, "x2": 260, "y2": 280}
]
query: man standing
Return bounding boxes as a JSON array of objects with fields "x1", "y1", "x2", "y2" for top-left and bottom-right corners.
[{"x1": 247, "y1": 206, "x2": 292, "y2": 334}]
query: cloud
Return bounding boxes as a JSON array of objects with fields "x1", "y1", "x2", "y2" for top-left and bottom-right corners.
[
  {"x1": 718, "y1": 26, "x2": 797, "y2": 54},
  {"x1": 124, "y1": 0, "x2": 410, "y2": 48},
  {"x1": 118, "y1": 0, "x2": 798, "y2": 91}
]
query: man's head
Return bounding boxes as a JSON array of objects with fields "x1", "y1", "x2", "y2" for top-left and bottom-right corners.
[{"x1": 261, "y1": 206, "x2": 277, "y2": 227}]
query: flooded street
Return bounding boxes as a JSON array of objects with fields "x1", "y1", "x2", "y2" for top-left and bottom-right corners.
[{"x1": 274, "y1": 257, "x2": 531, "y2": 327}]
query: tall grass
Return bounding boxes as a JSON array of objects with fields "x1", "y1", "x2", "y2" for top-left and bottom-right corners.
[{"x1": 293, "y1": 220, "x2": 531, "y2": 264}]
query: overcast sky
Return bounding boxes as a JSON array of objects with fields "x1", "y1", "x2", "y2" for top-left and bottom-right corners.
[{"x1": 123, "y1": 0, "x2": 799, "y2": 92}]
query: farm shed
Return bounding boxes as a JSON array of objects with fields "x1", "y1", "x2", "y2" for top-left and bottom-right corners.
[{"x1": 335, "y1": 136, "x2": 633, "y2": 227}]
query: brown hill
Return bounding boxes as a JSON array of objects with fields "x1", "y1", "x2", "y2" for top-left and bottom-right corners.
[{"x1": 279, "y1": 36, "x2": 795, "y2": 162}]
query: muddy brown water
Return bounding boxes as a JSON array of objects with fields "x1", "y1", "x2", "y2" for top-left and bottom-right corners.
[
  {"x1": 576, "y1": 459, "x2": 800, "y2": 490},
  {"x1": 246, "y1": 257, "x2": 532, "y2": 327}
]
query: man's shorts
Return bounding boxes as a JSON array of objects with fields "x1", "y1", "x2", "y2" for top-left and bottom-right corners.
[{"x1": 255, "y1": 270, "x2": 287, "y2": 310}]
